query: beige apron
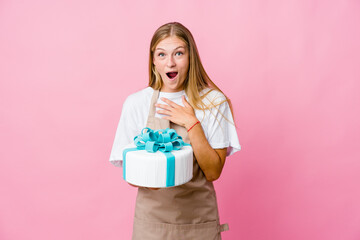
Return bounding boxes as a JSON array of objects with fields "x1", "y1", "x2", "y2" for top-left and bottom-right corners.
[{"x1": 132, "y1": 89, "x2": 229, "y2": 240}]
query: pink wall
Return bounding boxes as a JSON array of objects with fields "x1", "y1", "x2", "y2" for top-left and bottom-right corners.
[{"x1": 1, "y1": 1, "x2": 359, "y2": 239}]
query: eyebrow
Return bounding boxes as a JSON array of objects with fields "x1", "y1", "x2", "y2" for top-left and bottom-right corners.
[{"x1": 155, "y1": 46, "x2": 186, "y2": 51}]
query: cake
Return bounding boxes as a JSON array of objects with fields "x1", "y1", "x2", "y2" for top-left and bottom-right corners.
[{"x1": 122, "y1": 128, "x2": 193, "y2": 188}]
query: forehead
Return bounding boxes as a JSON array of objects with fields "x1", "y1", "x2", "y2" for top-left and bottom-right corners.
[{"x1": 155, "y1": 36, "x2": 187, "y2": 51}]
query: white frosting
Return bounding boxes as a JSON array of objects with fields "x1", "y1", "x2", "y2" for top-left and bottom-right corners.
[{"x1": 122, "y1": 143, "x2": 193, "y2": 188}]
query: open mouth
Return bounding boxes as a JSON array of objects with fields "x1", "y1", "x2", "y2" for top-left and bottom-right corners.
[{"x1": 166, "y1": 72, "x2": 178, "y2": 79}]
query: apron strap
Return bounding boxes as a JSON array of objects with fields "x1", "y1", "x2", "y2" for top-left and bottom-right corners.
[
  {"x1": 146, "y1": 89, "x2": 170, "y2": 130},
  {"x1": 219, "y1": 223, "x2": 229, "y2": 232},
  {"x1": 149, "y1": 89, "x2": 160, "y2": 117}
]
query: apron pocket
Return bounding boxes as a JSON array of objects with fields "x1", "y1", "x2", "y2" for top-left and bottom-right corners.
[{"x1": 133, "y1": 217, "x2": 223, "y2": 240}]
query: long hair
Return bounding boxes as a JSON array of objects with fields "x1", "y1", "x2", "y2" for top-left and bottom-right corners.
[{"x1": 148, "y1": 22, "x2": 234, "y2": 120}]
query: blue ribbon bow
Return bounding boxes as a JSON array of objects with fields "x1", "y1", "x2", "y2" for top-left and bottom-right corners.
[{"x1": 123, "y1": 128, "x2": 190, "y2": 187}]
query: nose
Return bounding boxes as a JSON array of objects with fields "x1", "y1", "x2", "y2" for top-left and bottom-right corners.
[{"x1": 166, "y1": 56, "x2": 176, "y2": 68}]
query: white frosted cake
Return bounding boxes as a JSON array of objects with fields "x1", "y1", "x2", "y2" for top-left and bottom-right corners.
[{"x1": 122, "y1": 128, "x2": 193, "y2": 188}]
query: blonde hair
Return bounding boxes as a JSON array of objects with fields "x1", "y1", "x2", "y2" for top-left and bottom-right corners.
[{"x1": 148, "y1": 22, "x2": 234, "y2": 121}]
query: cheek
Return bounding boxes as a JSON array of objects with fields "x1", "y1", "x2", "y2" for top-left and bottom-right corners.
[
  {"x1": 155, "y1": 61, "x2": 164, "y2": 70},
  {"x1": 178, "y1": 59, "x2": 189, "y2": 70},
  {"x1": 154, "y1": 62, "x2": 163, "y2": 73}
]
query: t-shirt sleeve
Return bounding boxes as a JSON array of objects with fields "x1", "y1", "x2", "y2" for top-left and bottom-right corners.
[
  {"x1": 202, "y1": 91, "x2": 241, "y2": 157},
  {"x1": 109, "y1": 96, "x2": 140, "y2": 167}
]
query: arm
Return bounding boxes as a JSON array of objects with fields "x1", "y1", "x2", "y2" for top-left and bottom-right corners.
[
  {"x1": 187, "y1": 122, "x2": 227, "y2": 181},
  {"x1": 156, "y1": 96, "x2": 227, "y2": 181}
]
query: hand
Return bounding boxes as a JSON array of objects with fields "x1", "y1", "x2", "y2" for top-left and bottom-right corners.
[{"x1": 155, "y1": 96, "x2": 199, "y2": 130}]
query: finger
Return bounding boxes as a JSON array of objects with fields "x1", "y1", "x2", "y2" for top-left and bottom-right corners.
[
  {"x1": 161, "y1": 97, "x2": 179, "y2": 108},
  {"x1": 161, "y1": 114, "x2": 183, "y2": 126},
  {"x1": 157, "y1": 109, "x2": 172, "y2": 116},
  {"x1": 161, "y1": 115, "x2": 171, "y2": 121},
  {"x1": 155, "y1": 103, "x2": 172, "y2": 110}
]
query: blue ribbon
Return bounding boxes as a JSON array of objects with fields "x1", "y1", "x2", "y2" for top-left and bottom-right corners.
[{"x1": 123, "y1": 128, "x2": 190, "y2": 187}]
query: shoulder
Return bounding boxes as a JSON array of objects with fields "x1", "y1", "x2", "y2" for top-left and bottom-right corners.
[
  {"x1": 123, "y1": 87, "x2": 153, "y2": 108},
  {"x1": 199, "y1": 88, "x2": 228, "y2": 107}
]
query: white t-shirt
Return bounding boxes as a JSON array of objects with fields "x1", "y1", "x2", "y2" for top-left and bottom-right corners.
[{"x1": 109, "y1": 87, "x2": 241, "y2": 167}]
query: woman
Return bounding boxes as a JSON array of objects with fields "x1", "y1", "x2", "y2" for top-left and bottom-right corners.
[{"x1": 109, "y1": 22, "x2": 241, "y2": 239}]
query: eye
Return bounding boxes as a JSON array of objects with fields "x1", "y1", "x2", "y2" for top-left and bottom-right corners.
[
  {"x1": 175, "y1": 52, "x2": 183, "y2": 56},
  {"x1": 158, "y1": 53, "x2": 165, "y2": 57}
]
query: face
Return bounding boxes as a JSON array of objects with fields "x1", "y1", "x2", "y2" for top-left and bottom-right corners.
[{"x1": 153, "y1": 36, "x2": 189, "y2": 92}]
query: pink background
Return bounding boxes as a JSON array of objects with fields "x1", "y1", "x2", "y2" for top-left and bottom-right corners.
[{"x1": 1, "y1": 0, "x2": 359, "y2": 239}]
